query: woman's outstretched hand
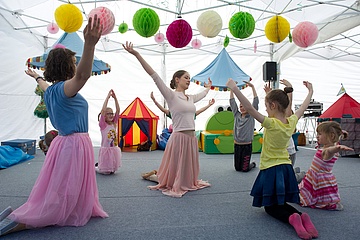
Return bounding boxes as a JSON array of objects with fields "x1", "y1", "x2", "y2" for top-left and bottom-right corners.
[
  {"x1": 25, "y1": 68, "x2": 40, "y2": 79},
  {"x1": 83, "y1": 14, "x2": 102, "y2": 46},
  {"x1": 122, "y1": 41, "x2": 138, "y2": 55}
]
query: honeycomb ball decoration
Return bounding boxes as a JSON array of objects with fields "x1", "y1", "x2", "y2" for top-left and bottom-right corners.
[
  {"x1": 223, "y1": 35, "x2": 230, "y2": 47},
  {"x1": 55, "y1": 3, "x2": 83, "y2": 33},
  {"x1": 292, "y1": 21, "x2": 319, "y2": 48},
  {"x1": 132, "y1": 8, "x2": 160, "y2": 38},
  {"x1": 265, "y1": 15, "x2": 290, "y2": 43},
  {"x1": 228, "y1": 12, "x2": 255, "y2": 39},
  {"x1": 88, "y1": 7, "x2": 115, "y2": 36},
  {"x1": 197, "y1": 10, "x2": 222, "y2": 38},
  {"x1": 118, "y1": 22, "x2": 128, "y2": 34},
  {"x1": 166, "y1": 18, "x2": 192, "y2": 48}
]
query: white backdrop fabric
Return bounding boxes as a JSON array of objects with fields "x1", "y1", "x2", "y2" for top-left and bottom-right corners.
[{"x1": 1, "y1": 1, "x2": 360, "y2": 146}]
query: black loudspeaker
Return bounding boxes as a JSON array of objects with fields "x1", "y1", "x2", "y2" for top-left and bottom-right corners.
[{"x1": 263, "y1": 61, "x2": 277, "y2": 81}]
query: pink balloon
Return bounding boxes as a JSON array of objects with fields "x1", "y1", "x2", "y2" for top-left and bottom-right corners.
[
  {"x1": 88, "y1": 7, "x2": 115, "y2": 36},
  {"x1": 47, "y1": 22, "x2": 59, "y2": 34},
  {"x1": 154, "y1": 32, "x2": 164, "y2": 43},
  {"x1": 166, "y1": 18, "x2": 192, "y2": 48},
  {"x1": 191, "y1": 39, "x2": 202, "y2": 49},
  {"x1": 292, "y1": 21, "x2": 319, "y2": 48}
]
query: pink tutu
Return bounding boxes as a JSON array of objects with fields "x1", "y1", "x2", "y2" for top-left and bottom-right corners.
[
  {"x1": 98, "y1": 147, "x2": 122, "y2": 174},
  {"x1": 148, "y1": 132, "x2": 210, "y2": 197},
  {"x1": 9, "y1": 133, "x2": 108, "y2": 228}
]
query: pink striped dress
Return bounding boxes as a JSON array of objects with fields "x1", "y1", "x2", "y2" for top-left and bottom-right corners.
[{"x1": 298, "y1": 149, "x2": 340, "y2": 209}]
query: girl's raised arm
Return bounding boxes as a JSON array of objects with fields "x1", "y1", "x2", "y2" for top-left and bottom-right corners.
[
  {"x1": 122, "y1": 41, "x2": 155, "y2": 76},
  {"x1": 295, "y1": 81, "x2": 313, "y2": 119}
]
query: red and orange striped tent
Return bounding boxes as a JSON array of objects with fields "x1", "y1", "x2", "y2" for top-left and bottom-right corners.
[{"x1": 118, "y1": 97, "x2": 159, "y2": 151}]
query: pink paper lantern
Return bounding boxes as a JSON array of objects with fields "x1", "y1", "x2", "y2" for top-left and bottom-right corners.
[
  {"x1": 47, "y1": 22, "x2": 59, "y2": 34},
  {"x1": 292, "y1": 21, "x2": 319, "y2": 48},
  {"x1": 166, "y1": 18, "x2": 192, "y2": 48},
  {"x1": 88, "y1": 7, "x2": 115, "y2": 36},
  {"x1": 154, "y1": 32, "x2": 164, "y2": 43},
  {"x1": 191, "y1": 39, "x2": 202, "y2": 49}
]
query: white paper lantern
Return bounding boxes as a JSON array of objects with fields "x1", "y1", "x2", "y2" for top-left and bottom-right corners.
[{"x1": 197, "y1": 10, "x2": 222, "y2": 38}]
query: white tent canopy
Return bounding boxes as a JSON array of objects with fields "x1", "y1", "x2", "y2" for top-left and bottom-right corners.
[{"x1": 1, "y1": 0, "x2": 360, "y2": 146}]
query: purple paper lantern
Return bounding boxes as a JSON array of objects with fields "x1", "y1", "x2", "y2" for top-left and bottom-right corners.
[
  {"x1": 191, "y1": 39, "x2": 202, "y2": 49},
  {"x1": 166, "y1": 18, "x2": 192, "y2": 48},
  {"x1": 47, "y1": 22, "x2": 59, "y2": 34},
  {"x1": 292, "y1": 21, "x2": 319, "y2": 48},
  {"x1": 154, "y1": 32, "x2": 164, "y2": 43}
]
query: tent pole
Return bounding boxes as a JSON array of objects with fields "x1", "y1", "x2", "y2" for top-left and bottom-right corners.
[
  {"x1": 44, "y1": 36, "x2": 48, "y2": 136},
  {"x1": 44, "y1": 118, "x2": 47, "y2": 135},
  {"x1": 161, "y1": 43, "x2": 167, "y2": 130}
]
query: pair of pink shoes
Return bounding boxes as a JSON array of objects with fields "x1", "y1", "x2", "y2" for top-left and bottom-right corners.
[{"x1": 289, "y1": 212, "x2": 318, "y2": 239}]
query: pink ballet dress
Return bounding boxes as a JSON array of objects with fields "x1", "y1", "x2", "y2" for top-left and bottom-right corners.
[
  {"x1": 298, "y1": 149, "x2": 341, "y2": 209},
  {"x1": 98, "y1": 114, "x2": 122, "y2": 174},
  {"x1": 147, "y1": 72, "x2": 211, "y2": 197},
  {"x1": 148, "y1": 132, "x2": 210, "y2": 197},
  {"x1": 9, "y1": 82, "x2": 108, "y2": 228}
]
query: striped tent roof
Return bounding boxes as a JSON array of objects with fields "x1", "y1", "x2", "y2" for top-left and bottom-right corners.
[{"x1": 120, "y1": 97, "x2": 159, "y2": 120}]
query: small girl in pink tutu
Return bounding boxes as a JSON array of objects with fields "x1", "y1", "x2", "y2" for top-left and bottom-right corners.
[{"x1": 96, "y1": 89, "x2": 122, "y2": 174}]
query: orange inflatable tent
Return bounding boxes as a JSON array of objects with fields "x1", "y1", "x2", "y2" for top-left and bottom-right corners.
[{"x1": 118, "y1": 97, "x2": 159, "y2": 151}]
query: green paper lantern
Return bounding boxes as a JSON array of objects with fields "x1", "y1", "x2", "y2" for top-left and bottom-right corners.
[
  {"x1": 34, "y1": 99, "x2": 49, "y2": 119},
  {"x1": 224, "y1": 35, "x2": 230, "y2": 47},
  {"x1": 132, "y1": 8, "x2": 160, "y2": 38},
  {"x1": 228, "y1": 12, "x2": 255, "y2": 39},
  {"x1": 118, "y1": 22, "x2": 128, "y2": 34},
  {"x1": 34, "y1": 85, "x2": 48, "y2": 119}
]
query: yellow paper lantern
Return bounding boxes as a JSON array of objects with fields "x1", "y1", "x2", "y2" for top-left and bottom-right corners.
[
  {"x1": 55, "y1": 4, "x2": 83, "y2": 33},
  {"x1": 265, "y1": 15, "x2": 290, "y2": 43},
  {"x1": 197, "y1": 10, "x2": 223, "y2": 38}
]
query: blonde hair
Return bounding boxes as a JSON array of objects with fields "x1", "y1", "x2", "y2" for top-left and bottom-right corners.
[{"x1": 316, "y1": 121, "x2": 347, "y2": 144}]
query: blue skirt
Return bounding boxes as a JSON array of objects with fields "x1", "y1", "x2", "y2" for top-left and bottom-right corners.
[{"x1": 250, "y1": 164, "x2": 300, "y2": 207}]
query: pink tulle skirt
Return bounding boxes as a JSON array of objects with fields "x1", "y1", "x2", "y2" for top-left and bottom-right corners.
[
  {"x1": 148, "y1": 132, "x2": 210, "y2": 197},
  {"x1": 98, "y1": 147, "x2": 122, "y2": 174},
  {"x1": 9, "y1": 133, "x2": 108, "y2": 228}
]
